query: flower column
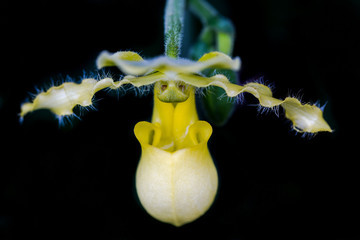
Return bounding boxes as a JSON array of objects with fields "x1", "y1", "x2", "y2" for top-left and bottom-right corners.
[
  {"x1": 134, "y1": 87, "x2": 218, "y2": 227},
  {"x1": 134, "y1": 0, "x2": 218, "y2": 227}
]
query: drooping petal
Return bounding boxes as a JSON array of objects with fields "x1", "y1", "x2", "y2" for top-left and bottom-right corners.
[
  {"x1": 177, "y1": 73, "x2": 332, "y2": 133},
  {"x1": 96, "y1": 51, "x2": 240, "y2": 75},
  {"x1": 20, "y1": 72, "x2": 165, "y2": 118},
  {"x1": 134, "y1": 120, "x2": 218, "y2": 227}
]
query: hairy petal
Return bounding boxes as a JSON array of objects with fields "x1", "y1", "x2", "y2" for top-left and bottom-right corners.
[
  {"x1": 20, "y1": 79, "x2": 98, "y2": 117},
  {"x1": 20, "y1": 72, "x2": 164, "y2": 118},
  {"x1": 177, "y1": 73, "x2": 332, "y2": 133}
]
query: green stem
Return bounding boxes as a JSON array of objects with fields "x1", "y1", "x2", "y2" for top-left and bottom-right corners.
[
  {"x1": 188, "y1": 0, "x2": 218, "y2": 25},
  {"x1": 164, "y1": 0, "x2": 185, "y2": 58},
  {"x1": 189, "y1": 0, "x2": 235, "y2": 55},
  {"x1": 188, "y1": 0, "x2": 237, "y2": 127}
]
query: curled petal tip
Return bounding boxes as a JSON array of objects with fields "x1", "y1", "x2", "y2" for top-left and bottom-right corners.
[
  {"x1": 197, "y1": 51, "x2": 241, "y2": 71},
  {"x1": 233, "y1": 56, "x2": 241, "y2": 71},
  {"x1": 96, "y1": 50, "x2": 111, "y2": 69},
  {"x1": 96, "y1": 51, "x2": 145, "y2": 74}
]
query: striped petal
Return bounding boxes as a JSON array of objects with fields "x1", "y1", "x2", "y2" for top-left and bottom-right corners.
[
  {"x1": 20, "y1": 72, "x2": 164, "y2": 118},
  {"x1": 96, "y1": 51, "x2": 240, "y2": 75},
  {"x1": 177, "y1": 73, "x2": 332, "y2": 133}
]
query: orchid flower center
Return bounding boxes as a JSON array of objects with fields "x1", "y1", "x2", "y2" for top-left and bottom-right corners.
[{"x1": 155, "y1": 80, "x2": 191, "y2": 103}]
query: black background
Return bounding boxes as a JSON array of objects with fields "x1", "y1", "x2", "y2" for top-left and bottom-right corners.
[{"x1": 1, "y1": 0, "x2": 359, "y2": 239}]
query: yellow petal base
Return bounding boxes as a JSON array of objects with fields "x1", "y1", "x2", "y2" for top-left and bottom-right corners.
[{"x1": 134, "y1": 89, "x2": 218, "y2": 227}]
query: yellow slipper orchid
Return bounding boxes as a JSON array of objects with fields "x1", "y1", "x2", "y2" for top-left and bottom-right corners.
[
  {"x1": 20, "y1": 50, "x2": 331, "y2": 227},
  {"x1": 19, "y1": 0, "x2": 333, "y2": 229}
]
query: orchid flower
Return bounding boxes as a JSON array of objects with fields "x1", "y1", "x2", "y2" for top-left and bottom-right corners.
[{"x1": 20, "y1": 0, "x2": 332, "y2": 227}]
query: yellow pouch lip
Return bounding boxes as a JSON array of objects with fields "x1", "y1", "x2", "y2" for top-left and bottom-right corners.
[{"x1": 134, "y1": 120, "x2": 218, "y2": 227}]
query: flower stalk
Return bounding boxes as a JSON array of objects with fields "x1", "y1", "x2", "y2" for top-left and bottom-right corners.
[
  {"x1": 189, "y1": 0, "x2": 235, "y2": 56},
  {"x1": 164, "y1": 0, "x2": 185, "y2": 58}
]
